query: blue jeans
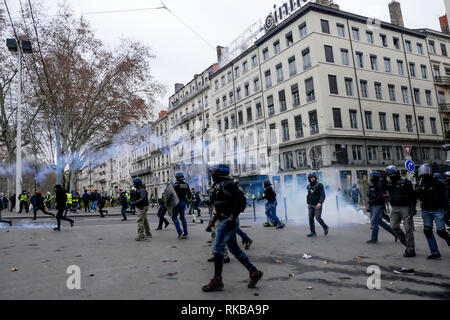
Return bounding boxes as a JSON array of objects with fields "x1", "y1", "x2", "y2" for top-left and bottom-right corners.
[
  {"x1": 237, "y1": 228, "x2": 251, "y2": 242},
  {"x1": 370, "y1": 205, "x2": 396, "y2": 242},
  {"x1": 213, "y1": 218, "x2": 257, "y2": 281},
  {"x1": 265, "y1": 201, "x2": 282, "y2": 226},
  {"x1": 172, "y1": 201, "x2": 188, "y2": 236},
  {"x1": 422, "y1": 209, "x2": 447, "y2": 255}
]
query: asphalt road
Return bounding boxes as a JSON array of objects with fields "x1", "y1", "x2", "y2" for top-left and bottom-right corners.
[{"x1": 1, "y1": 208, "x2": 449, "y2": 300}]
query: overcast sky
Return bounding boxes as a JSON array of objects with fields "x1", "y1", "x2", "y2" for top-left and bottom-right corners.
[{"x1": 8, "y1": 0, "x2": 448, "y2": 114}]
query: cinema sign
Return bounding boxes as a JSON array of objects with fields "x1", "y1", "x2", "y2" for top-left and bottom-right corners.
[{"x1": 265, "y1": 0, "x2": 312, "y2": 31}]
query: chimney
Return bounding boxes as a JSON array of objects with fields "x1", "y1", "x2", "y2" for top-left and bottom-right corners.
[
  {"x1": 217, "y1": 45, "x2": 229, "y2": 68},
  {"x1": 440, "y1": 14, "x2": 449, "y2": 34},
  {"x1": 315, "y1": 0, "x2": 340, "y2": 10},
  {"x1": 159, "y1": 110, "x2": 167, "y2": 119},
  {"x1": 174, "y1": 83, "x2": 184, "y2": 93},
  {"x1": 389, "y1": 1, "x2": 404, "y2": 27}
]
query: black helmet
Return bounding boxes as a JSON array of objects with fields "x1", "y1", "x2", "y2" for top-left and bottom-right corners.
[
  {"x1": 175, "y1": 172, "x2": 185, "y2": 181},
  {"x1": 210, "y1": 164, "x2": 230, "y2": 179},
  {"x1": 385, "y1": 165, "x2": 400, "y2": 178}
]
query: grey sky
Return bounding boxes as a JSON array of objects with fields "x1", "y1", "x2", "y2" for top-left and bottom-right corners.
[{"x1": 8, "y1": 0, "x2": 448, "y2": 115}]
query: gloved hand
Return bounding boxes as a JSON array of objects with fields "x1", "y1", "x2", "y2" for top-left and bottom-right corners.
[
  {"x1": 225, "y1": 216, "x2": 237, "y2": 228},
  {"x1": 205, "y1": 222, "x2": 214, "y2": 233}
]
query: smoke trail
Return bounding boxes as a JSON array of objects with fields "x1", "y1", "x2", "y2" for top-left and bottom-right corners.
[{"x1": 0, "y1": 221, "x2": 57, "y2": 229}]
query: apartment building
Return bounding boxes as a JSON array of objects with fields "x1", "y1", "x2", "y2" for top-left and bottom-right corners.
[{"x1": 208, "y1": 1, "x2": 446, "y2": 194}]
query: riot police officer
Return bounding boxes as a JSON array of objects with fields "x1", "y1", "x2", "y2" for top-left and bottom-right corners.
[
  {"x1": 385, "y1": 165, "x2": 417, "y2": 258},
  {"x1": 130, "y1": 178, "x2": 151, "y2": 241},
  {"x1": 306, "y1": 173, "x2": 328, "y2": 237},
  {"x1": 416, "y1": 164, "x2": 450, "y2": 259},
  {"x1": 202, "y1": 164, "x2": 263, "y2": 292},
  {"x1": 172, "y1": 172, "x2": 192, "y2": 239},
  {"x1": 366, "y1": 171, "x2": 397, "y2": 244},
  {"x1": 444, "y1": 171, "x2": 450, "y2": 230}
]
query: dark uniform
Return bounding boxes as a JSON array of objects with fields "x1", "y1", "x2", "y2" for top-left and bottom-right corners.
[
  {"x1": 172, "y1": 173, "x2": 191, "y2": 239},
  {"x1": 306, "y1": 173, "x2": 328, "y2": 237}
]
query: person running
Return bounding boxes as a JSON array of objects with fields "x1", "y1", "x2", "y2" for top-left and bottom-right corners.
[
  {"x1": 258, "y1": 180, "x2": 285, "y2": 229},
  {"x1": 31, "y1": 191, "x2": 55, "y2": 220},
  {"x1": 53, "y1": 185, "x2": 74, "y2": 231},
  {"x1": 44, "y1": 192, "x2": 52, "y2": 209},
  {"x1": 172, "y1": 172, "x2": 192, "y2": 239},
  {"x1": 306, "y1": 173, "x2": 328, "y2": 237},
  {"x1": 98, "y1": 194, "x2": 108, "y2": 218},
  {"x1": 202, "y1": 164, "x2": 263, "y2": 292},
  {"x1": 156, "y1": 198, "x2": 170, "y2": 230}
]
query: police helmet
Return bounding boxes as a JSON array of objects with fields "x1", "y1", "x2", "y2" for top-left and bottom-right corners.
[
  {"x1": 418, "y1": 164, "x2": 433, "y2": 177},
  {"x1": 433, "y1": 173, "x2": 443, "y2": 179},
  {"x1": 133, "y1": 178, "x2": 143, "y2": 187},
  {"x1": 175, "y1": 172, "x2": 185, "y2": 180},
  {"x1": 263, "y1": 179, "x2": 272, "y2": 187},
  {"x1": 210, "y1": 164, "x2": 230, "y2": 178},
  {"x1": 369, "y1": 171, "x2": 382, "y2": 177},
  {"x1": 308, "y1": 172, "x2": 317, "y2": 181},
  {"x1": 385, "y1": 165, "x2": 399, "y2": 176}
]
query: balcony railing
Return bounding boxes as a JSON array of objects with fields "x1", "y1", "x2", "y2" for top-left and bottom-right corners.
[
  {"x1": 439, "y1": 103, "x2": 450, "y2": 113},
  {"x1": 130, "y1": 168, "x2": 152, "y2": 178},
  {"x1": 434, "y1": 76, "x2": 450, "y2": 86},
  {"x1": 169, "y1": 83, "x2": 208, "y2": 110}
]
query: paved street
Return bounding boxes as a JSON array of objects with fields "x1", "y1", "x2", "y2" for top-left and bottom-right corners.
[{"x1": 0, "y1": 206, "x2": 449, "y2": 300}]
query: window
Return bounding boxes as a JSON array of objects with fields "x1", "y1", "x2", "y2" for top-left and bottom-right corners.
[
  {"x1": 333, "y1": 108, "x2": 342, "y2": 128},
  {"x1": 267, "y1": 95, "x2": 274, "y2": 116},
  {"x1": 309, "y1": 110, "x2": 319, "y2": 135},
  {"x1": 366, "y1": 31, "x2": 373, "y2": 43},
  {"x1": 236, "y1": 87, "x2": 241, "y2": 100},
  {"x1": 349, "y1": 110, "x2": 358, "y2": 129},
  {"x1": 439, "y1": 91, "x2": 446, "y2": 104},
  {"x1": 384, "y1": 57, "x2": 391, "y2": 73},
  {"x1": 368, "y1": 146, "x2": 378, "y2": 161},
  {"x1": 286, "y1": 32, "x2": 293, "y2": 47},
  {"x1": 375, "y1": 82, "x2": 383, "y2": 100},
  {"x1": 281, "y1": 120, "x2": 290, "y2": 142},
  {"x1": 393, "y1": 37, "x2": 400, "y2": 49},
  {"x1": 235, "y1": 66, "x2": 241, "y2": 78},
  {"x1": 431, "y1": 118, "x2": 437, "y2": 134},
  {"x1": 246, "y1": 107, "x2": 252, "y2": 122},
  {"x1": 417, "y1": 43, "x2": 424, "y2": 55},
  {"x1": 356, "y1": 51, "x2": 364, "y2": 68},
  {"x1": 288, "y1": 56, "x2": 297, "y2": 76},
  {"x1": 379, "y1": 113, "x2": 387, "y2": 131},
  {"x1": 216, "y1": 99, "x2": 220, "y2": 110},
  {"x1": 229, "y1": 91, "x2": 234, "y2": 104},
  {"x1": 406, "y1": 115, "x2": 413, "y2": 132},
  {"x1": 263, "y1": 48, "x2": 269, "y2": 61},
  {"x1": 224, "y1": 117, "x2": 229, "y2": 129},
  {"x1": 294, "y1": 115, "x2": 304, "y2": 138},
  {"x1": 345, "y1": 78, "x2": 354, "y2": 96},
  {"x1": 388, "y1": 85, "x2": 396, "y2": 102},
  {"x1": 265, "y1": 70, "x2": 272, "y2": 88},
  {"x1": 352, "y1": 145, "x2": 363, "y2": 161},
  {"x1": 418, "y1": 116, "x2": 425, "y2": 133},
  {"x1": 283, "y1": 152, "x2": 294, "y2": 169},
  {"x1": 269, "y1": 123, "x2": 277, "y2": 144},
  {"x1": 321, "y1": 19, "x2": 330, "y2": 34},
  {"x1": 273, "y1": 40, "x2": 281, "y2": 54},
  {"x1": 328, "y1": 75, "x2": 338, "y2": 94},
  {"x1": 429, "y1": 40, "x2": 436, "y2": 54},
  {"x1": 396, "y1": 146, "x2": 405, "y2": 161},
  {"x1": 221, "y1": 76, "x2": 226, "y2": 86},
  {"x1": 291, "y1": 84, "x2": 300, "y2": 107},
  {"x1": 380, "y1": 34, "x2": 387, "y2": 47},
  {"x1": 305, "y1": 77, "x2": 315, "y2": 102},
  {"x1": 254, "y1": 77, "x2": 260, "y2": 91},
  {"x1": 365, "y1": 111, "x2": 373, "y2": 130},
  {"x1": 393, "y1": 114, "x2": 400, "y2": 131},
  {"x1": 360, "y1": 80, "x2": 368, "y2": 98},
  {"x1": 341, "y1": 49, "x2": 349, "y2": 65},
  {"x1": 222, "y1": 95, "x2": 227, "y2": 108},
  {"x1": 252, "y1": 55, "x2": 258, "y2": 67},
  {"x1": 414, "y1": 89, "x2": 421, "y2": 105},
  {"x1": 230, "y1": 114, "x2": 236, "y2": 129},
  {"x1": 426, "y1": 90, "x2": 432, "y2": 106},
  {"x1": 244, "y1": 83, "x2": 250, "y2": 97},
  {"x1": 434, "y1": 65, "x2": 441, "y2": 77},
  {"x1": 214, "y1": 80, "x2": 219, "y2": 90},
  {"x1": 279, "y1": 90, "x2": 287, "y2": 112},
  {"x1": 402, "y1": 86, "x2": 409, "y2": 103},
  {"x1": 227, "y1": 71, "x2": 232, "y2": 82},
  {"x1": 276, "y1": 63, "x2": 284, "y2": 83},
  {"x1": 421, "y1": 65, "x2": 428, "y2": 79},
  {"x1": 324, "y1": 45, "x2": 334, "y2": 63},
  {"x1": 302, "y1": 48, "x2": 311, "y2": 70},
  {"x1": 352, "y1": 27, "x2": 360, "y2": 41},
  {"x1": 382, "y1": 147, "x2": 392, "y2": 161},
  {"x1": 441, "y1": 43, "x2": 448, "y2": 56},
  {"x1": 299, "y1": 22, "x2": 307, "y2": 38},
  {"x1": 397, "y1": 60, "x2": 404, "y2": 75},
  {"x1": 337, "y1": 24, "x2": 345, "y2": 38},
  {"x1": 409, "y1": 62, "x2": 416, "y2": 77},
  {"x1": 405, "y1": 40, "x2": 412, "y2": 53},
  {"x1": 243, "y1": 61, "x2": 248, "y2": 73},
  {"x1": 370, "y1": 55, "x2": 378, "y2": 71},
  {"x1": 256, "y1": 103, "x2": 263, "y2": 119}
]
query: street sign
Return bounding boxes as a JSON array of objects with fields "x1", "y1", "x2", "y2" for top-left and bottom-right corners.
[
  {"x1": 405, "y1": 159, "x2": 415, "y2": 172},
  {"x1": 403, "y1": 145, "x2": 412, "y2": 157}
]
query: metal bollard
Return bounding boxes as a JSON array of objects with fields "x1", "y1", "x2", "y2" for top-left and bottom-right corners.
[
  {"x1": 253, "y1": 199, "x2": 256, "y2": 222},
  {"x1": 284, "y1": 197, "x2": 288, "y2": 221}
]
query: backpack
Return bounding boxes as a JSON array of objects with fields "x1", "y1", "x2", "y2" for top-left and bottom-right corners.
[{"x1": 235, "y1": 187, "x2": 247, "y2": 214}]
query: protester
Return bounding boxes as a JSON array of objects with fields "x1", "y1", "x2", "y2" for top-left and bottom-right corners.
[
  {"x1": 258, "y1": 180, "x2": 285, "y2": 229},
  {"x1": 82, "y1": 190, "x2": 90, "y2": 213},
  {"x1": 18, "y1": 190, "x2": 29, "y2": 214},
  {"x1": 131, "y1": 179, "x2": 151, "y2": 241},
  {"x1": 306, "y1": 173, "x2": 328, "y2": 237},
  {"x1": 31, "y1": 191, "x2": 55, "y2": 220},
  {"x1": 53, "y1": 185, "x2": 74, "y2": 231},
  {"x1": 98, "y1": 194, "x2": 108, "y2": 218},
  {"x1": 156, "y1": 198, "x2": 170, "y2": 230}
]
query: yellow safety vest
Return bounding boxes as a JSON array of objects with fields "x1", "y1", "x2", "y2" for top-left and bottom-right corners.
[
  {"x1": 125, "y1": 193, "x2": 131, "y2": 202},
  {"x1": 66, "y1": 193, "x2": 72, "y2": 205},
  {"x1": 19, "y1": 194, "x2": 28, "y2": 202}
]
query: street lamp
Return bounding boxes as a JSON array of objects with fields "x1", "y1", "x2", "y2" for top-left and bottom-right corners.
[{"x1": 6, "y1": 38, "x2": 33, "y2": 212}]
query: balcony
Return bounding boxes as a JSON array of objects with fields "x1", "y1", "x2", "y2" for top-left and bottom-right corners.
[
  {"x1": 130, "y1": 168, "x2": 152, "y2": 178},
  {"x1": 169, "y1": 83, "x2": 209, "y2": 110},
  {"x1": 439, "y1": 103, "x2": 450, "y2": 113},
  {"x1": 434, "y1": 76, "x2": 450, "y2": 87}
]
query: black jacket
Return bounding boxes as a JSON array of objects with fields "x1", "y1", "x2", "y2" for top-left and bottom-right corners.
[
  {"x1": 307, "y1": 181, "x2": 326, "y2": 206},
  {"x1": 387, "y1": 178, "x2": 416, "y2": 207},
  {"x1": 54, "y1": 185, "x2": 67, "y2": 210},
  {"x1": 367, "y1": 180, "x2": 388, "y2": 207},
  {"x1": 211, "y1": 178, "x2": 242, "y2": 219},
  {"x1": 133, "y1": 187, "x2": 149, "y2": 209},
  {"x1": 173, "y1": 180, "x2": 191, "y2": 203},
  {"x1": 417, "y1": 177, "x2": 449, "y2": 211},
  {"x1": 258, "y1": 186, "x2": 276, "y2": 203}
]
